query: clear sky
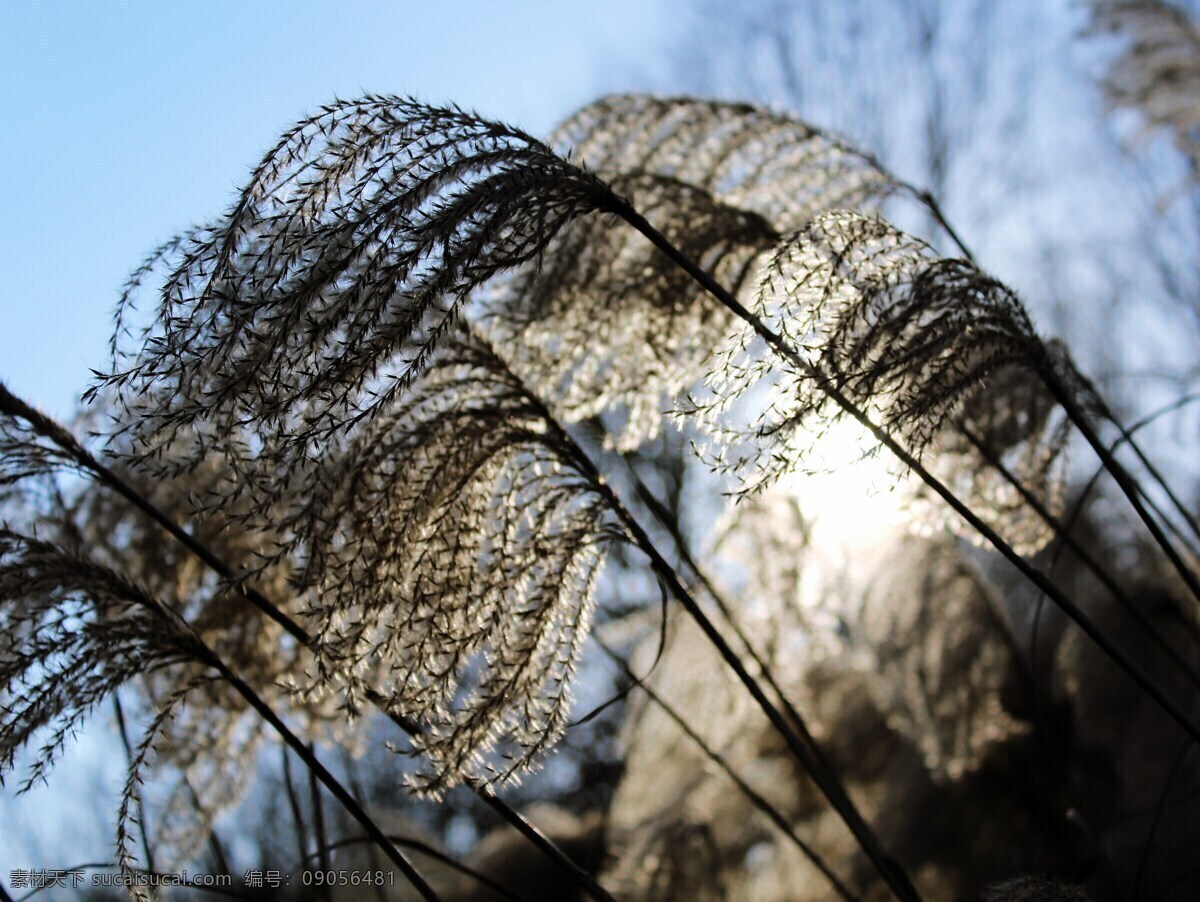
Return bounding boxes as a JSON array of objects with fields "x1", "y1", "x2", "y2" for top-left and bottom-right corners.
[{"x1": 0, "y1": 0, "x2": 671, "y2": 418}]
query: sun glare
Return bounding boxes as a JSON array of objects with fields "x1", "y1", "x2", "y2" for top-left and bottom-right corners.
[{"x1": 779, "y1": 417, "x2": 911, "y2": 561}]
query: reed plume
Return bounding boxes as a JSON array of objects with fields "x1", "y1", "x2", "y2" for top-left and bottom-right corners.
[{"x1": 2, "y1": 80, "x2": 1194, "y2": 900}]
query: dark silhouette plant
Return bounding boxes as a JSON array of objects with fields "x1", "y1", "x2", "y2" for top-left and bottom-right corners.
[{"x1": 2, "y1": 72, "x2": 1198, "y2": 902}]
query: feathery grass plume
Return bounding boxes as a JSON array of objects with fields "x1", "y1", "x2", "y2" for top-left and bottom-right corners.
[
  {"x1": 92, "y1": 95, "x2": 616, "y2": 483},
  {"x1": 0, "y1": 521, "x2": 269, "y2": 882},
  {"x1": 128, "y1": 679, "x2": 271, "y2": 870},
  {"x1": 687, "y1": 211, "x2": 1067, "y2": 548},
  {"x1": 1093, "y1": 0, "x2": 1200, "y2": 177},
  {"x1": 484, "y1": 95, "x2": 901, "y2": 449},
  {"x1": 927, "y1": 356, "x2": 1073, "y2": 555},
  {"x1": 0, "y1": 529, "x2": 208, "y2": 790},
  {"x1": 1, "y1": 387, "x2": 368, "y2": 870},
  {"x1": 0, "y1": 452, "x2": 438, "y2": 895},
  {"x1": 69, "y1": 480, "x2": 314, "y2": 867},
  {"x1": 486, "y1": 173, "x2": 776, "y2": 449},
  {"x1": 549, "y1": 94, "x2": 899, "y2": 229},
  {"x1": 288, "y1": 326, "x2": 617, "y2": 795},
  {"x1": 45, "y1": 88, "x2": 1164, "y2": 891},
  {"x1": 0, "y1": 405, "x2": 82, "y2": 492}
]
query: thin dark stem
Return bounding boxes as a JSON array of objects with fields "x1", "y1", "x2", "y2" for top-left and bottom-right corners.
[
  {"x1": 307, "y1": 742, "x2": 333, "y2": 901},
  {"x1": 99, "y1": 592, "x2": 431, "y2": 895},
  {"x1": 1134, "y1": 476, "x2": 1200, "y2": 565},
  {"x1": 605, "y1": 200, "x2": 1200, "y2": 749},
  {"x1": 911, "y1": 187, "x2": 976, "y2": 264},
  {"x1": 1130, "y1": 737, "x2": 1192, "y2": 900},
  {"x1": 593, "y1": 636, "x2": 857, "y2": 901},
  {"x1": 341, "y1": 750, "x2": 389, "y2": 902},
  {"x1": 619, "y1": 459, "x2": 852, "y2": 795},
  {"x1": 203, "y1": 656, "x2": 441, "y2": 901},
  {"x1": 1038, "y1": 369, "x2": 1200, "y2": 605},
  {"x1": 113, "y1": 693, "x2": 156, "y2": 874},
  {"x1": 1059, "y1": 422, "x2": 1200, "y2": 564},
  {"x1": 471, "y1": 786, "x2": 612, "y2": 902},
  {"x1": 0, "y1": 385, "x2": 615, "y2": 902},
  {"x1": 1099, "y1": 389, "x2": 1200, "y2": 556},
  {"x1": 960, "y1": 425, "x2": 1200, "y2": 690},
  {"x1": 1054, "y1": 391, "x2": 1200, "y2": 592},
  {"x1": 281, "y1": 745, "x2": 311, "y2": 875},
  {"x1": 1079, "y1": 384, "x2": 1200, "y2": 552},
  {"x1": 1122, "y1": 428, "x2": 1200, "y2": 552},
  {"x1": 536, "y1": 405, "x2": 918, "y2": 901},
  {"x1": 1126, "y1": 391, "x2": 1200, "y2": 437},
  {"x1": 2, "y1": 388, "x2": 437, "y2": 896},
  {"x1": 591, "y1": 461, "x2": 918, "y2": 900},
  {"x1": 464, "y1": 351, "x2": 914, "y2": 896}
]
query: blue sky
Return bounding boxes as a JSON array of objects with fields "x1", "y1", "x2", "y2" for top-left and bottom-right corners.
[{"x1": 0, "y1": 0, "x2": 670, "y2": 418}]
